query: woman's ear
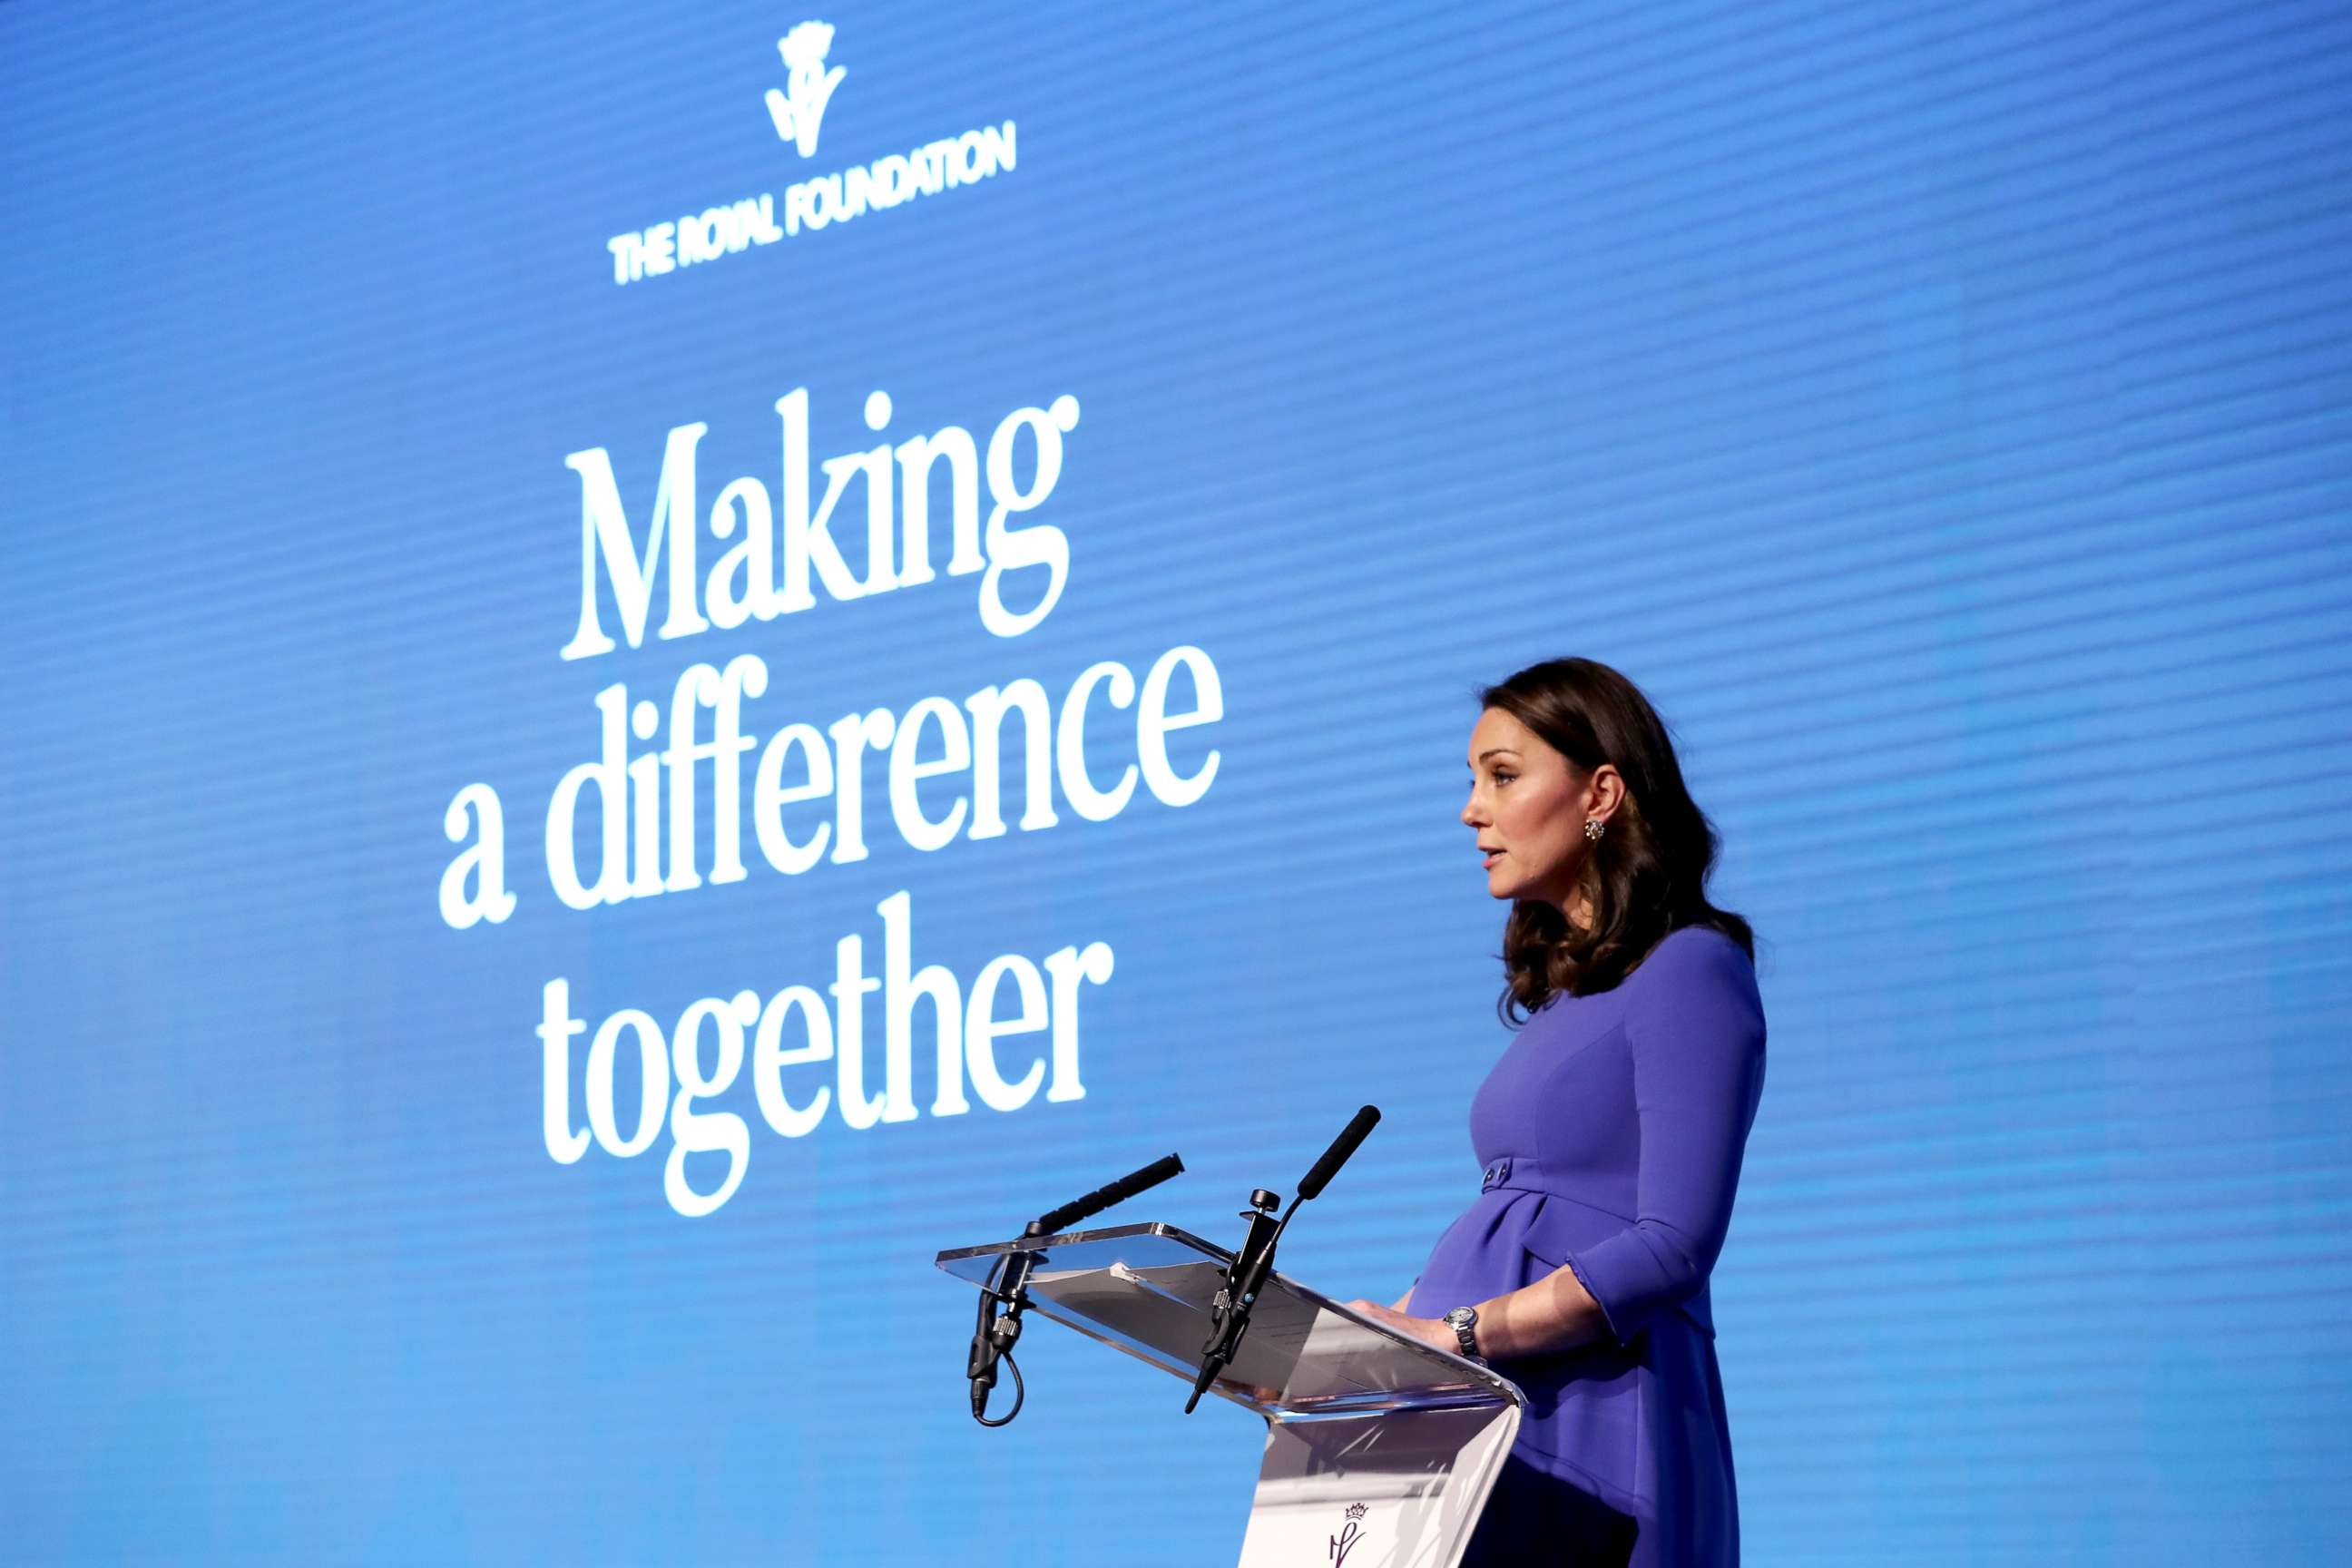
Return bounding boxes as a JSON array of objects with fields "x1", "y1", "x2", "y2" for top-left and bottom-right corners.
[{"x1": 1585, "y1": 763, "x2": 1627, "y2": 823}]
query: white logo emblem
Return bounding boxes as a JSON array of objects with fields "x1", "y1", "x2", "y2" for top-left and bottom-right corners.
[{"x1": 765, "y1": 20, "x2": 845, "y2": 159}]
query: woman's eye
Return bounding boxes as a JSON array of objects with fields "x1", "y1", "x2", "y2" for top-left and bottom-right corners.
[{"x1": 1491, "y1": 771, "x2": 1515, "y2": 785}]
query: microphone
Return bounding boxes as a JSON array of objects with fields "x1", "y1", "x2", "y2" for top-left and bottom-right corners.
[
  {"x1": 970, "y1": 1152, "x2": 1186, "y2": 1426},
  {"x1": 1184, "y1": 1107, "x2": 1381, "y2": 1414},
  {"x1": 1297, "y1": 1105, "x2": 1381, "y2": 1201},
  {"x1": 1028, "y1": 1152, "x2": 1186, "y2": 1238}
]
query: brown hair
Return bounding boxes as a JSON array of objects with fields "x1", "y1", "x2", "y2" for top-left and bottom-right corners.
[{"x1": 1480, "y1": 657, "x2": 1753, "y2": 1020}]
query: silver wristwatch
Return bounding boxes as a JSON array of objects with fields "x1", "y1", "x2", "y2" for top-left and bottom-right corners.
[{"x1": 1442, "y1": 1305, "x2": 1485, "y2": 1364}]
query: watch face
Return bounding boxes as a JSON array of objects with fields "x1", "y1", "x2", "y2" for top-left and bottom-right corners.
[{"x1": 1445, "y1": 1307, "x2": 1475, "y2": 1328}]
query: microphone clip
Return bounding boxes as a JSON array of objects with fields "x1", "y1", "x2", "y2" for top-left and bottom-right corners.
[{"x1": 967, "y1": 1248, "x2": 1036, "y2": 1427}]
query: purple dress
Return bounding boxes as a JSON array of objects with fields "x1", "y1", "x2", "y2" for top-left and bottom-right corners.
[{"x1": 1406, "y1": 926, "x2": 1767, "y2": 1566}]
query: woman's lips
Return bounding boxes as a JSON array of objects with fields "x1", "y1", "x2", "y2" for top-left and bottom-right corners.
[{"x1": 1481, "y1": 849, "x2": 1504, "y2": 868}]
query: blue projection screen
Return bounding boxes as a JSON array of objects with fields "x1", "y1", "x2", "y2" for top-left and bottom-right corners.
[{"x1": 4, "y1": 2, "x2": 2349, "y2": 1563}]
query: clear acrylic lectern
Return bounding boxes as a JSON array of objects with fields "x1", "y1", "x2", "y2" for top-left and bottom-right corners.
[{"x1": 937, "y1": 1221, "x2": 1525, "y2": 1567}]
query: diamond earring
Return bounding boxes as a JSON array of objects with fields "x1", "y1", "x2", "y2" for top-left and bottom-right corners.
[{"x1": 1583, "y1": 818, "x2": 1605, "y2": 842}]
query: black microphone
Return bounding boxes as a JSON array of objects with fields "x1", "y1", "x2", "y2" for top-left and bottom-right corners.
[
  {"x1": 970, "y1": 1153, "x2": 1187, "y2": 1426},
  {"x1": 1297, "y1": 1104, "x2": 1381, "y2": 1201},
  {"x1": 1028, "y1": 1152, "x2": 1185, "y2": 1238}
]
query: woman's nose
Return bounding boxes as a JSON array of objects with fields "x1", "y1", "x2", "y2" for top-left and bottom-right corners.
[{"x1": 1460, "y1": 793, "x2": 1483, "y2": 827}]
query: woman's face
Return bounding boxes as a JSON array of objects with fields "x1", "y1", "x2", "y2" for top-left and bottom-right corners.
[{"x1": 1461, "y1": 707, "x2": 1600, "y2": 908}]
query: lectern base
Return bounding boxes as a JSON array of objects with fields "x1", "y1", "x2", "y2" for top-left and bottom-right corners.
[{"x1": 1240, "y1": 1403, "x2": 1519, "y2": 1566}]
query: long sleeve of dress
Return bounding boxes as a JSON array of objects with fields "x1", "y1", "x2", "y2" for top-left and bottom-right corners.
[{"x1": 1562, "y1": 932, "x2": 1767, "y2": 1345}]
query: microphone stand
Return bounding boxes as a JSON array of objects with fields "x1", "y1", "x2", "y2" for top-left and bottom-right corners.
[
  {"x1": 1184, "y1": 1187, "x2": 1289, "y2": 1414},
  {"x1": 1184, "y1": 1105, "x2": 1381, "y2": 1415}
]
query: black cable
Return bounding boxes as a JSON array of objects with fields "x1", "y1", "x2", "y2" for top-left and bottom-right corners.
[{"x1": 974, "y1": 1351, "x2": 1024, "y2": 1427}]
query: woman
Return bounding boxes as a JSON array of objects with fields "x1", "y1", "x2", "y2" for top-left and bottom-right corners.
[{"x1": 1348, "y1": 657, "x2": 1767, "y2": 1567}]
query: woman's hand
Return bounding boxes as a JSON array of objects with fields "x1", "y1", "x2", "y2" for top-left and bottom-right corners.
[{"x1": 1341, "y1": 1298, "x2": 1462, "y2": 1356}]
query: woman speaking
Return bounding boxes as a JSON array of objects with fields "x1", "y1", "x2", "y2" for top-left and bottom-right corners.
[{"x1": 1348, "y1": 657, "x2": 1768, "y2": 1567}]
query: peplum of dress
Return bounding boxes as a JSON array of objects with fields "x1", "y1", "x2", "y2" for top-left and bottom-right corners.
[{"x1": 1406, "y1": 925, "x2": 1768, "y2": 1567}]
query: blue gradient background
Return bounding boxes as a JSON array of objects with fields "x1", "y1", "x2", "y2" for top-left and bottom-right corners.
[{"x1": 4, "y1": 2, "x2": 2348, "y2": 1562}]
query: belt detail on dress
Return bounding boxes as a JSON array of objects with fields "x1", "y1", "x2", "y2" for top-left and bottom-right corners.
[
  {"x1": 1482, "y1": 1156, "x2": 1569, "y2": 1192},
  {"x1": 1483, "y1": 1156, "x2": 1573, "y2": 1193},
  {"x1": 1476, "y1": 1156, "x2": 1633, "y2": 1223}
]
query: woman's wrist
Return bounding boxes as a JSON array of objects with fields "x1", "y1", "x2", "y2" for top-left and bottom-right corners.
[
  {"x1": 1470, "y1": 1292, "x2": 1523, "y2": 1360},
  {"x1": 1473, "y1": 1263, "x2": 1606, "y2": 1360}
]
